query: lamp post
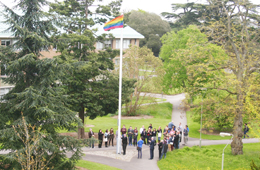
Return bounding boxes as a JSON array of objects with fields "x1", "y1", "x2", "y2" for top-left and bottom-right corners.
[
  {"x1": 199, "y1": 97, "x2": 203, "y2": 148},
  {"x1": 219, "y1": 132, "x2": 233, "y2": 170},
  {"x1": 199, "y1": 88, "x2": 207, "y2": 148}
]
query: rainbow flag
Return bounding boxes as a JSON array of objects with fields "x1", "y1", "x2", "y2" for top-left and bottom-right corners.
[{"x1": 104, "y1": 15, "x2": 124, "y2": 31}]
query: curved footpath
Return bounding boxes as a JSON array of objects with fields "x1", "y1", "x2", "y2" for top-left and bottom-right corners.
[{"x1": 1, "y1": 93, "x2": 259, "y2": 170}]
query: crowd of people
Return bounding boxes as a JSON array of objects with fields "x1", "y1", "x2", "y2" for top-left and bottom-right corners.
[{"x1": 88, "y1": 121, "x2": 189, "y2": 160}]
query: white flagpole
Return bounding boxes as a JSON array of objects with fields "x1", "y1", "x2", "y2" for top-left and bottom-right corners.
[{"x1": 116, "y1": 25, "x2": 123, "y2": 154}]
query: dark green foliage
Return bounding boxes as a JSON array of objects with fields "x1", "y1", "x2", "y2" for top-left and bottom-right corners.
[
  {"x1": 125, "y1": 10, "x2": 171, "y2": 57},
  {"x1": 49, "y1": 0, "x2": 135, "y2": 138},
  {"x1": 0, "y1": 0, "x2": 84, "y2": 169},
  {"x1": 161, "y1": 3, "x2": 205, "y2": 32}
]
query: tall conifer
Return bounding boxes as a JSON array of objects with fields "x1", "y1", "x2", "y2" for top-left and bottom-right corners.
[{"x1": 0, "y1": 0, "x2": 83, "y2": 169}]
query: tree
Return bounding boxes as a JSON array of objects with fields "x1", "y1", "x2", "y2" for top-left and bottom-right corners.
[
  {"x1": 125, "y1": 10, "x2": 171, "y2": 56},
  {"x1": 162, "y1": 0, "x2": 260, "y2": 155},
  {"x1": 11, "y1": 115, "x2": 56, "y2": 170},
  {"x1": 49, "y1": 0, "x2": 135, "y2": 138},
  {"x1": 161, "y1": 25, "x2": 231, "y2": 129},
  {"x1": 118, "y1": 46, "x2": 164, "y2": 115},
  {"x1": 204, "y1": 0, "x2": 260, "y2": 155},
  {"x1": 161, "y1": 2, "x2": 206, "y2": 31},
  {"x1": 0, "y1": 0, "x2": 83, "y2": 169}
]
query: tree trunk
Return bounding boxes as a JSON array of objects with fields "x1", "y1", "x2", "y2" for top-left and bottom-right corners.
[
  {"x1": 78, "y1": 105, "x2": 85, "y2": 139},
  {"x1": 231, "y1": 93, "x2": 243, "y2": 155}
]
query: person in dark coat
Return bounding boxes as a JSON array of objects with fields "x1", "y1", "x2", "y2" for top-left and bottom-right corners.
[
  {"x1": 174, "y1": 132, "x2": 180, "y2": 149},
  {"x1": 141, "y1": 129, "x2": 147, "y2": 144},
  {"x1": 122, "y1": 134, "x2": 128, "y2": 155},
  {"x1": 133, "y1": 127, "x2": 138, "y2": 146},
  {"x1": 160, "y1": 139, "x2": 168, "y2": 159},
  {"x1": 149, "y1": 137, "x2": 156, "y2": 160},
  {"x1": 98, "y1": 129, "x2": 104, "y2": 148},
  {"x1": 158, "y1": 140, "x2": 163, "y2": 159},
  {"x1": 109, "y1": 128, "x2": 114, "y2": 146}
]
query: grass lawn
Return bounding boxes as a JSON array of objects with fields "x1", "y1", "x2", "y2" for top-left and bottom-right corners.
[
  {"x1": 187, "y1": 111, "x2": 231, "y2": 140},
  {"x1": 158, "y1": 143, "x2": 260, "y2": 170},
  {"x1": 59, "y1": 102, "x2": 173, "y2": 133},
  {"x1": 122, "y1": 96, "x2": 166, "y2": 107},
  {"x1": 76, "y1": 160, "x2": 121, "y2": 170}
]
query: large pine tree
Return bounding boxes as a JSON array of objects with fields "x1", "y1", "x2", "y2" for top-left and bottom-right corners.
[
  {"x1": 0, "y1": 0, "x2": 83, "y2": 169},
  {"x1": 50, "y1": 0, "x2": 135, "y2": 139}
]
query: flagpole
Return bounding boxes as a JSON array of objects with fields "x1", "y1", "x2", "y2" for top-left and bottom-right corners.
[{"x1": 116, "y1": 25, "x2": 123, "y2": 154}]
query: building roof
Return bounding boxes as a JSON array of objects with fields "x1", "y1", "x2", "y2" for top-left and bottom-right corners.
[{"x1": 94, "y1": 24, "x2": 144, "y2": 39}]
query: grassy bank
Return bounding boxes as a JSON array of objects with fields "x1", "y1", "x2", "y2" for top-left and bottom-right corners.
[
  {"x1": 158, "y1": 143, "x2": 260, "y2": 170},
  {"x1": 59, "y1": 102, "x2": 172, "y2": 133},
  {"x1": 123, "y1": 96, "x2": 166, "y2": 106},
  {"x1": 76, "y1": 160, "x2": 121, "y2": 170},
  {"x1": 186, "y1": 111, "x2": 231, "y2": 140},
  {"x1": 85, "y1": 102, "x2": 172, "y2": 133}
]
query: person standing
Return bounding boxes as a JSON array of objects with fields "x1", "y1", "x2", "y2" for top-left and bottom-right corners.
[
  {"x1": 88, "y1": 128, "x2": 95, "y2": 148},
  {"x1": 140, "y1": 125, "x2": 144, "y2": 138},
  {"x1": 147, "y1": 128, "x2": 152, "y2": 145},
  {"x1": 137, "y1": 137, "x2": 144, "y2": 159},
  {"x1": 183, "y1": 125, "x2": 189, "y2": 145},
  {"x1": 148, "y1": 123, "x2": 153, "y2": 129},
  {"x1": 141, "y1": 129, "x2": 147, "y2": 145},
  {"x1": 174, "y1": 131, "x2": 180, "y2": 149},
  {"x1": 133, "y1": 127, "x2": 138, "y2": 146},
  {"x1": 169, "y1": 135, "x2": 174, "y2": 151},
  {"x1": 158, "y1": 140, "x2": 163, "y2": 159},
  {"x1": 157, "y1": 126, "x2": 162, "y2": 142},
  {"x1": 244, "y1": 123, "x2": 249, "y2": 138},
  {"x1": 104, "y1": 129, "x2": 109, "y2": 147},
  {"x1": 98, "y1": 129, "x2": 104, "y2": 148},
  {"x1": 149, "y1": 137, "x2": 156, "y2": 160},
  {"x1": 122, "y1": 134, "x2": 128, "y2": 155},
  {"x1": 121, "y1": 125, "x2": 127, "y2": 137},
  {"x1": 163, "y1": 127, "x2": 168, "y2": 137},
  {"x1": 109, "y1": 128, "x2": 114, "y2": 146},
  {"x1": 160, "y1": 139, "x2": 168, "y2": 159},
  {"x1": 178, "y1": 122, "x2": 183, "y2": 143},
  {"x1": 128, "y1": 126, "x2": 134, "y2": 146},
  {"x1": 168, "y1": 121, "x2": 174, "y2": 131},
  {"x1": 152, "y1": 128, "x2": 157, "y2": 143}
]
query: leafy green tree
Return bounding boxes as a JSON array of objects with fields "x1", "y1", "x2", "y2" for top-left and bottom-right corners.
[
  {"x1": 118, "y1": 46, "x2": 164, "y2": 115},
  {"x1": 161, "y1": 25, "x2": 230, "y2": 129},
  {"x1": 49, "y1": 0, "x2": 135, "y2": 138},
  {"x1": 125, "y1": 10, "x2": 171, "y2": 56},
  {"x1": 162, "y1": 0, "x2": 260, "y2": 155},
  {"x1": 0, "y1": 0, "x2": 84, "y2": 169}
]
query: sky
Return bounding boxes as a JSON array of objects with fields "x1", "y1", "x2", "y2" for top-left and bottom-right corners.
[{"x1": 0, "y1": 0, "x2": 259, "y2": 16}]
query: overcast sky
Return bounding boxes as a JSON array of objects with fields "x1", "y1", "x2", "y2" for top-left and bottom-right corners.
[{"x1": 0, "y1": 0, "x2": 259, "y2": 16}]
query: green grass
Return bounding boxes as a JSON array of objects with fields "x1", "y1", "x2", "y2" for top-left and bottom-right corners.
[
  {"x1": 76, "y1": 160, "x2": 121, "y2": 170},
  {"x1": 158, "y1": 143, "x2": 260, "y2": 170},
  {"x1": 187, "y1": 111, "x2": 231, "y2": 140},
  {"x1": 123, "y1": 96, "x2": 166, "y2": 106},
  {"x1": 59, "y1": 102, "x2": 172, "y2": 133}
]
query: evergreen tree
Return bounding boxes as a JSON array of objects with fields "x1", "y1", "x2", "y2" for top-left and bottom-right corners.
[
  {"x1": 49, "y1": 0, "x2": 135, "y2": 139},
  {"x1": 125, "y1": 10, "x2": 171, "y2": 57},
  {"x1": 0, "y1": 0, "x2": 83, "y2": 169}
]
